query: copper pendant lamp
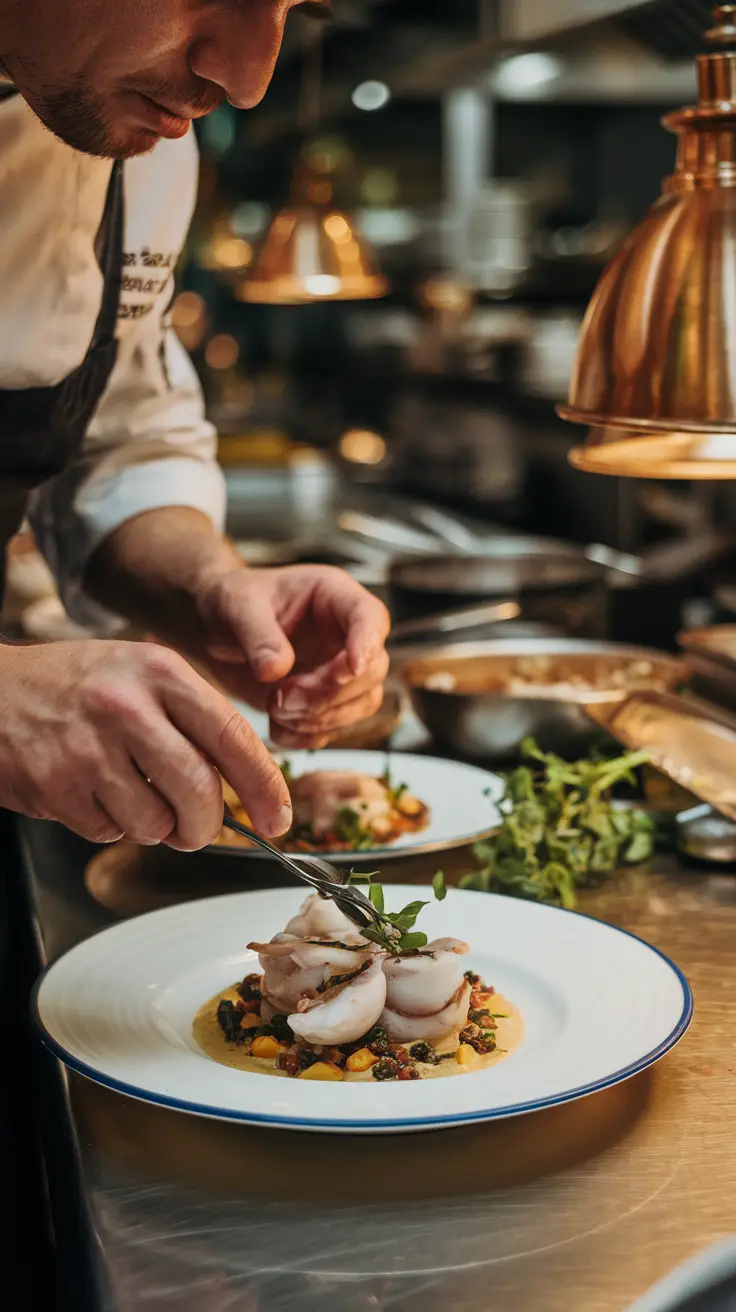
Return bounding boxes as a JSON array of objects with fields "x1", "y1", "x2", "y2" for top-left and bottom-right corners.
[
  {"x1": 559, "y1": 5, "x2": 736, "y2": 478},
  {"x1": 238, "y1": 26, "x2": 388, "y2": 306}
]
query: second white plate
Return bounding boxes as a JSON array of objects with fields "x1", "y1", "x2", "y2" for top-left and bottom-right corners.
[{"x1": 214, "y1": 748, "x2": 503, "y2": 862}]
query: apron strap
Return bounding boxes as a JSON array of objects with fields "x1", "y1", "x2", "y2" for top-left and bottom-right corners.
[{"x1": 90, "y1": 160, "x2": 124, "y2": 350}]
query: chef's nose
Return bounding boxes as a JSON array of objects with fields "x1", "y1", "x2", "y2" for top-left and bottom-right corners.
[{"x1": 189, "y1": 2, "x2": 288, "y2": 109}]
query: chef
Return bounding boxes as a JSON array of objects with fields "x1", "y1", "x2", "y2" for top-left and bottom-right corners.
[
  {"x1": 0, "y1": 4, "x2": 390, "y2": 1300},
  {"x1": 0, "y1": 0, "x2": 389, "y2": 854}
]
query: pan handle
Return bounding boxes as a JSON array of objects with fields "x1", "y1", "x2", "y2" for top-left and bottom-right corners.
[{"x1": 388, "y1": 599, "x2": 521, "y2": 647}]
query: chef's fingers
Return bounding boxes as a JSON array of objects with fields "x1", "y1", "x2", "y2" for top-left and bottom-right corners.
[
  {"x1": 204, "y1": 583, "x2": 295, "y2": 682},
  {"x1": 127, "y1": 728, "x2": 224, "y2": 851},
  {"x1": 92, "y1": 748, "x2": 179, "y2": 846},
  {"x1": 156, "y1": 655, "x2": 292, "y2": 837},
  {"x1": 272, "y1": 687, "x2": 385, "y2": 739},
  {"x1": 323, "y1": 580, "x2": 390, "y2": 677},
  {"x1": 269, "y1": 649, "x2": 390, "y2": 723},
  {"x1": 55, "y1": 787, "x2": 125, "y2": 846},
  {"x1": 268, "y1": 723, "x2": 330, "y2": 750}
]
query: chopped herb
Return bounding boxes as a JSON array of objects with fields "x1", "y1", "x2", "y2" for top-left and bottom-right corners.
[
  {"x1": 410, "y1": 1041, "x2": 439, "y2": 1065},
  {"x1": 217, "y1": 999, "x2": 246, "y2": 1044},
  {"x1": 316, "y1": 960, "x2": 371, "y2": 994},
  {"x1": 372, "y1": 1057, "x2": 400, "y2": 1081}
]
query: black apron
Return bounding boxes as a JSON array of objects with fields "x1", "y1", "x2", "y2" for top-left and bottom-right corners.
[
  {"x1": 0, "y1": 154, "x2": 124, "y2": 608},
  {"x1": 0, "y1": 138, "x2": 125, "y2": 1308}
]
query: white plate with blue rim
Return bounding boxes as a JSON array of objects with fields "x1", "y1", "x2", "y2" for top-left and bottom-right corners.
[
  {"x1": 33, "y1": 886, "x2": 693, "y2": 1135},
  {"x1": 212, "y1": 748, "x2": 504, "y2": 863}
]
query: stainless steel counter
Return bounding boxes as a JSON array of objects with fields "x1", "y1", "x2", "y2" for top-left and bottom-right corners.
[{"x1": 19, "y1": 817, "x2": 736, "y2": 1312}]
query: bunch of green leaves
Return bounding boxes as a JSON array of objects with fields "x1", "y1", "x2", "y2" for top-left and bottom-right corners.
[
  {"x1": 460, "y1": 737, "x2": 655, "y2": 909},
  {"x1": 349, "y1": 870, "x2": 447, "y2": 954}
]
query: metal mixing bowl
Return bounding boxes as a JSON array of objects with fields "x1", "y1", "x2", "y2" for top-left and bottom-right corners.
[{"x1": 398, "y1": 638, "x2": 685, "y2": 763}]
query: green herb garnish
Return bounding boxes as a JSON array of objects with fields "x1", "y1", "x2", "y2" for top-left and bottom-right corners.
[
  {"x1": 348, "y1": 872, "x2": 446, "y2": 954},
  {"x1": 459, "y1": 736, "x2": 655, "y2": 909}
]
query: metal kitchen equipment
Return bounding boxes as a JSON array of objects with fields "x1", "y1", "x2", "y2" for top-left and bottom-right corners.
[
  {"x1": 585, "y1": 688, "x2": 736, "y2": 821},
  {"x1": 675, "y1": 802, "x2": 736, "y2": 864},
  {"x1": 397, "y1": 637, "x2": 684, "y2": 763},
  {"x1": 559, "y1": 5, "x2": 736, "y2": 478},
  {"x1": 389, "y1": 548, "x2": 611, "y2": 639},
  {"x1": 220, "y1": 814, "x2": 383, "y2": 931},
  {"x1": 678, "y1": 624, "x2": 736, "y2": 710}
]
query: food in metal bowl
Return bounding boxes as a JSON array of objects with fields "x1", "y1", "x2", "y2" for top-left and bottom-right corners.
[
  {"x1": 400, "y1": 639, "x2": 684, "y2": 762},
  {"x1": 419, "y1": 653, "x2": 676, "y2": 700}
]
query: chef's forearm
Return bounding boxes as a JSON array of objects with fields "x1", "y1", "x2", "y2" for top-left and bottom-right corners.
[{"x1": 84, "y1": 507, "x2": 243, "y2": 649}]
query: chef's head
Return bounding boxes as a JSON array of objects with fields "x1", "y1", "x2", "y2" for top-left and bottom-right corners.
[{"x1": 0, "y1": 0, "x2": 328, "y2": 159}]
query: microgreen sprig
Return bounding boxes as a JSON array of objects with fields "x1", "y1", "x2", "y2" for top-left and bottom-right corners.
[{"x1": 348, "y1": 869, "x2": 447, "y2": 954}]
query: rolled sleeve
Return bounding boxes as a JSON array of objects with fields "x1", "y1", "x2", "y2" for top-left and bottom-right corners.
[{"x1": 29, "y1": 321, "x2": 226, "y2": 627}]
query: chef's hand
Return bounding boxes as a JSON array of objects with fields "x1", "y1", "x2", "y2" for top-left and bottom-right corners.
[
  {"x1": 196, "y1": 565, "x2": 391, "y2": 749},
  {"x1": 0, "y1": 640, "x2": 292, "y2": 849}
]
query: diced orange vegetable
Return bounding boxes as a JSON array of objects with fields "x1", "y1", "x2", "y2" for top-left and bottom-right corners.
[
  {"x1": 240, "y1": 1013, "x2": 261, "y2": 1030},
  {"x1": 397, "y1": 795, "x2": 423, "y2": 817},
  {"x1": 298, "y1": 1062, "x2": 344, "y2": 1082},
  {"x1": 346, "y1": 1047, "x2": 379, "y2": 1073},
  {"x1": 251, "y1": 1035, "x2": 281, "y2": 1059},
  {"x1": 456, "y1": 1044, "x2": 476, "y2": 1066}
]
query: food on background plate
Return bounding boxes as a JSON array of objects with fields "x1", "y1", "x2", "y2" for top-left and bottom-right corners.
[
  {"x1": 462, "y1": 737, "x2": 656, "y2": 908},
  {"x1": 193, "y1": 883, "x2": 521, "y2": 1082},
  {"x1": 216, "y1": 762, "x2": 430, "y2": 852}
]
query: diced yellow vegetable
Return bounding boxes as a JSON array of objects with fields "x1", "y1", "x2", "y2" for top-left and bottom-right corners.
[
  {"x1": 346, "y1": 1047, "x2": 379, "y2": 1073},
  {"x1": 456, "y1": 1044, "x2": 476, "y2": 1066},
  {"x1": 371, "y1": 817, "x2": 393, "y2": 839},
  {"x1": 298, "y1": 1061, "x2": 345, "y2": 1082},
  {"x1": 240, "y1": 1013, "x2": 261, "y2": 1030},
  {"x1": 397, "y1": 794, "x2": 423, "y2": 817},
  {"x1": 251, "y1": 1035, "x2": 281, "y2": 1059}
]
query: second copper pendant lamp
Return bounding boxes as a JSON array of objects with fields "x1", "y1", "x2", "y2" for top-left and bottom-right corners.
[{"x1": 239, "y1": 23, "x2": 388, "y2": 305}]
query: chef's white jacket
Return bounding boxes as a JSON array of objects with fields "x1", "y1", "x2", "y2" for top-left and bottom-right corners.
[{"x1": 0, "y1": 89, "x2": 225, "y2": 622}]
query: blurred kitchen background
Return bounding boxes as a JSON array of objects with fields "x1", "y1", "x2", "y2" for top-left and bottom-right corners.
[{"x1": 13, "y1": 0, "x2": 736, "y2": 652}]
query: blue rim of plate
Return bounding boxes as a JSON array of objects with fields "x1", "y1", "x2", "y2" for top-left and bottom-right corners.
[{"x1": 31, "y1": 901, "x2": 694, "y2": 1132}]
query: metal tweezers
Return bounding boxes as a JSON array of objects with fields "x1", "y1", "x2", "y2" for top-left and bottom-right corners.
[{"x1": 221, "y1": 813, "x2": 389, "y2": 933}]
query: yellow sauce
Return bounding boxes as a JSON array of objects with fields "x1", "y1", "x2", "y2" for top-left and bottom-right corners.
[{"x1": 193, "y1": 986, "x2": 523, "y2": 1082}]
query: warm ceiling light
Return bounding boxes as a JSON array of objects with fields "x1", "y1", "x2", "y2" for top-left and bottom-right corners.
[
  {"x1": 204, "y1": 334, "x2": 239, "y2": 370},
  {"x1": 239, "y1": 26, "x2": 389, "y2": 305},
  {"x1": 351, "y1": 80, "x2": 391, "y2": 112},
  {"x1": 238, "y1": 196, "x2": 388, "y2": 304},
  {"x1": 338, "y1": 429, "x2": 387, "y2": 465},
  {"x1": 171, "y1": 291, "x2": 207, "y2": 350},
  {"x1": 171, "y1": 291, "x2": 205, "y2": 330},
  {"x1": 212, "y1": 237, "x2": 252, "y2": 271},
  {"x1": 559, "y1": 4, "x2": 736, "y2": 480}
]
